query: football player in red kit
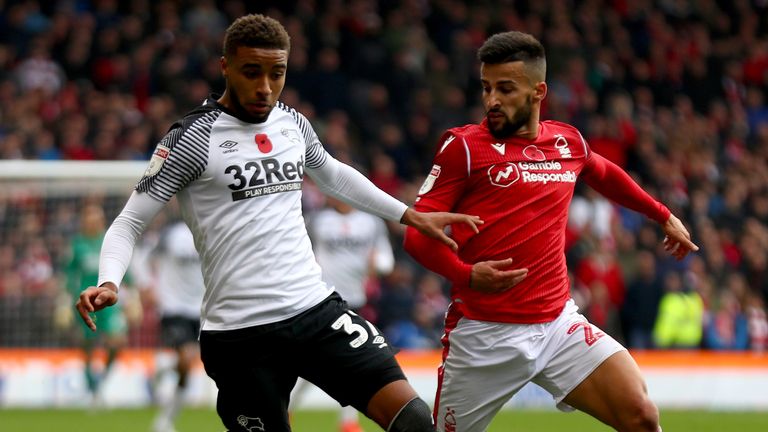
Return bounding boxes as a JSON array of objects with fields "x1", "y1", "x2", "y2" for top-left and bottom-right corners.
[{"x1": 404, "y1": 31, "x2": 698, "y2": 432}]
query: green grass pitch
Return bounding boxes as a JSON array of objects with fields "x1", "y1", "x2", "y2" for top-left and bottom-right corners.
[{"x1": 0, "y1": 408, "x2": 766, "y2": 431}]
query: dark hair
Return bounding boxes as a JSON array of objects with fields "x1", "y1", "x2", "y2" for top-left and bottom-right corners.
[
  {"x1": 478, "y1": 31, "x2": 545, "y2": 65},
  {"x1": 223, "y1": 14, "x2": 290, "y2": 57}
]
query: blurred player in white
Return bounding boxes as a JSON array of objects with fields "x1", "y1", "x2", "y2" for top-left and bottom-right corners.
[
  {"x1": 145, "y1": 220, "x2": 205, "y2": 432},
  {"x1": 291, "y1": 196, "x2": 395, "y2": 432}
]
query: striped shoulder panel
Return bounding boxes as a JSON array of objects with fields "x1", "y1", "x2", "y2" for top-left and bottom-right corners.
[
  {"x1": 136, "y1": 109, "x2": 221, "y2": 202},
  {"x1": 275, "y1": 101, "x2": 327, "y2": 169}
]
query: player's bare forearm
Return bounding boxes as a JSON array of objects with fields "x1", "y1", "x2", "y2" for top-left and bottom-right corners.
[
  {"x1": 400, "y1": 208, "x2": 482, "y2": 251},
  {"x1": 661, "y1": 214, "x2": 699, "y2": 261},
  {"x1": 75, "y1": 282, "x2": 119, "y2": 331}
]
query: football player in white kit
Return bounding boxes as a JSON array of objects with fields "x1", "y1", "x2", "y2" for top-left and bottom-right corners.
[
  {"x1": 75, "y1": 14, "x2": 482, "y2": 432},
  {"x1": 291, "y1": 196, "x2": 396, "y2": 432},
  {"x1": 145, "y1": 220, "x2": 205, "y2": 432}
]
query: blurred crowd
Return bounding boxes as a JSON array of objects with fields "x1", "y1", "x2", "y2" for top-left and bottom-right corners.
[{"x1": 1, "y1": 0, "x2": 768, "y2": 352}]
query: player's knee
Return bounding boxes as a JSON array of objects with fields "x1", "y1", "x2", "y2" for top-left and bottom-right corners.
[
  {"x1": 618, "y1": 396, "x2": 658, "y2": 432},
  {"x1": 387, "y1": 397, "x2": 434, "y2": 432}
]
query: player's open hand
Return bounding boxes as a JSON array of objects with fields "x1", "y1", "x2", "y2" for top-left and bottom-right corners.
[
  {"x1": 75, "y1": 282, "x2": 119, "y2": 332},
  {"x1": 470, "y1": 258, "x2": 528, "y2": 293},
  {"x1": 662, "y1": 214, "x2": 699, "y2": 261},
  {"x1": 401, "y1": 208, "x2": 483, "y2": 252}
]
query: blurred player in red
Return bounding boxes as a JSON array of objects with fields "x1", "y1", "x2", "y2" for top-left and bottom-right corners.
[{"x1": 404, "y1": 31, "x2": 698, "y2": 432}]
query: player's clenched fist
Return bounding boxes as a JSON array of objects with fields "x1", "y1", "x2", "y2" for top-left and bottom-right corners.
[
  {"x1": 470, "y1": 258, "x2": 528, "y2": 293},
  {"x1": 75, "y1": 282, "x2": 118, "y2": 331}
]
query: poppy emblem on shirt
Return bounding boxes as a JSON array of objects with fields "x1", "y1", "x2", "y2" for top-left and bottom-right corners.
[
  {"x1": 255, "y1": 134, "x2": 273, "y2": 153},
  {"x1": 488, "y1": 162, "x2": 520, "y2": 187},
  {"x1": 523, "y1": 145, "x2": 546, "y2": 161}
]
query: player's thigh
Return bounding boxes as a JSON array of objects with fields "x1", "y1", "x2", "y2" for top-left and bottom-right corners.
[
  {"x1": 297, "y1": 298, "x2": 406, "y2": 417},
  {"x1": 200, "y1": 329, "x2": 297, "y2": 432},
  {"x1": 561, "y1": 350, "x2": 655, "y2": 428},
  {"x1": 532, "y1": 303, "x2": 625, "y2": 411},
  {"x1": 436, "y1": 318, "x2": 536, "y2": 432}
]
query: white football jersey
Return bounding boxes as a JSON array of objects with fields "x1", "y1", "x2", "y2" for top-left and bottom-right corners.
[
  {"x1": 136, "y1": 98, "x2": 333, "y2": 330},
  {"x1": 151, "y1": 221, "x2": 205, "y2": 319},
  {"x1": 308, "y1": 208, "x2": 394, "y2": 309}
]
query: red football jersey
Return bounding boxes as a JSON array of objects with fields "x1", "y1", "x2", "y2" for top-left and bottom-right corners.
[{"x1": 408, "y1": 119, "x2": 669, "y2": 323}]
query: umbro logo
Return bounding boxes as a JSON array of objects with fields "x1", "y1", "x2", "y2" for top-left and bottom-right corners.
[{"x1": 220, "y1": 140, "x2": 239, "y2": 153}]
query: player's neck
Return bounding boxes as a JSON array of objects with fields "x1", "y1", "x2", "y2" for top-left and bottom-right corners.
[
  {"x1": 514, "y1": 111, "x2": 541, "y2": 140},
  {"x1": 514, "y1": 124, "x2": 539, "y2": 140}
]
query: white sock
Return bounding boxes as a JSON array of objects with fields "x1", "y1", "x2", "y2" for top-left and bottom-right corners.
[{"x1": 340, "y1": 405, "x2": 359, "y2": 424}]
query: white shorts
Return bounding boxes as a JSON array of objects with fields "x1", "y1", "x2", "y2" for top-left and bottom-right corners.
[{"x1": 435, "y1": 299, "x2": 625, "y2": 432}]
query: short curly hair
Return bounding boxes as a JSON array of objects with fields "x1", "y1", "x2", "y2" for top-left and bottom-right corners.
[
  {"x1": 478, "y1": 31, "x2": 546, "y2": 81},
  {"x1": 223, "y1": 14, "x2": 290, "y2": 57}
]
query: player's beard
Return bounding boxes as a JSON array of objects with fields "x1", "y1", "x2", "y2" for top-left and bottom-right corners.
[
  {"x1": 229, "y1": 88, "x2": 272, "y2": 123},
  {"x1": 487, "y1": 95, "x2": 532, "y2": 139}
]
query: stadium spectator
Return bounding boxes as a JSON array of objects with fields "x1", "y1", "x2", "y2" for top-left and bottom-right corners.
[{"x1": 653, "y1": 272, "x2": 704, "y2": 349}]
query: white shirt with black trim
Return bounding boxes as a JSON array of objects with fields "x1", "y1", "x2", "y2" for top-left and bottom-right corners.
[
  {"x1": 98, "y1": 98, "x2": 408, "y2": 331},
  {"x1": 308, "y1": 208, "x2": 394, "y2": 309}
]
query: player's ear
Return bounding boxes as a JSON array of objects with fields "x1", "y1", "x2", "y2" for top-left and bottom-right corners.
[
  {"x1": 533, "y1": 81, "x2": 547, "y2": 102},
  {"x1": 220, "y1": 56, "x2": 228, "y2": 78}
]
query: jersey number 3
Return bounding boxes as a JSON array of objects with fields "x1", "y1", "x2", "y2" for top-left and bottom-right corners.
[{"x1": 331, "y1": 311, "x2": 387, "y2": 349}]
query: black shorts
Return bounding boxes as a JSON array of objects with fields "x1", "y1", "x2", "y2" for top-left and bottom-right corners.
[
  {"x1": 200, "y1": 292, "x2": 405, "y2": 432},
  {"x1": 160, "y1": 315, "x2": 200, "y2": 349}
]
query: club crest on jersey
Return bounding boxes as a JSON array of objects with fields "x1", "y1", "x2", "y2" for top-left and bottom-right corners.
[
  {"x1": 418, "y1": 164, "x2": 441, "y2": 195},
  {"x1": 281, "y1": 128, "x2": 303, "y2": 145},
  {"x1": 236, "y1": 415, "x2": 265, "y2": 431},
  {"x1": 523, "y1": 145, "x2": 546, "y2": 161},
  {"x1": 554, "y1": 134, "x2": 572, "y2": 158},
  {"x1": 144, "y1": 143, "x2": 171, "y2": 177},
  {"x1": 488, "y1": 162, "x2": 520, "y2": 187},
  {"x1": 255, "y1": 133, "x2": 273, "y2": 153}
]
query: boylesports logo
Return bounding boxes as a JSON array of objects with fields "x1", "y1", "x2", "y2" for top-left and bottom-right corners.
[
  {"x1": 237, "y1": 415, "x2": 265, "y2": 431},
  {"x1": 488, "y1": 163, "x2": 520, "y2": 187}
]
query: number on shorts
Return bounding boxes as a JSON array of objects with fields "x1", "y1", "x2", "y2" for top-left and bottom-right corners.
[
  {"x1": 331, "y1": 312, "x2": 369, "y2": 348},
  {"x1": 567, "y1": 322, "x2": 605, "y2": 346}
]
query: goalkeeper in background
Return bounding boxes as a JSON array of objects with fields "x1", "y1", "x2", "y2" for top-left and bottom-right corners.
[{"x1": 63, "y1": 204, "x2": 133, "y2": 405}]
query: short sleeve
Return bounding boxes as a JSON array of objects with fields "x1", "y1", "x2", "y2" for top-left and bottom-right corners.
[{"x1": 136, "y1": 111, "x2": 219, "y2": 202}]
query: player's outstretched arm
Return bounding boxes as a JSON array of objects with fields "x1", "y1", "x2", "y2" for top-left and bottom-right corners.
[
  {"x1": 307, "y1": 155, "x2": 482, "y2": 251},
  {"x1": 661, "y1": 214, "x2": 699, "y2": 261},
  {"x1": 74, "y1": 192, "x2": 165, "y2": 331},
  {"x1": 400, "y1": 208, "x2": 482, "y2": 252},
  {"x1": 75, "y1": 282, "x2": 118, "y2": 331}
]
